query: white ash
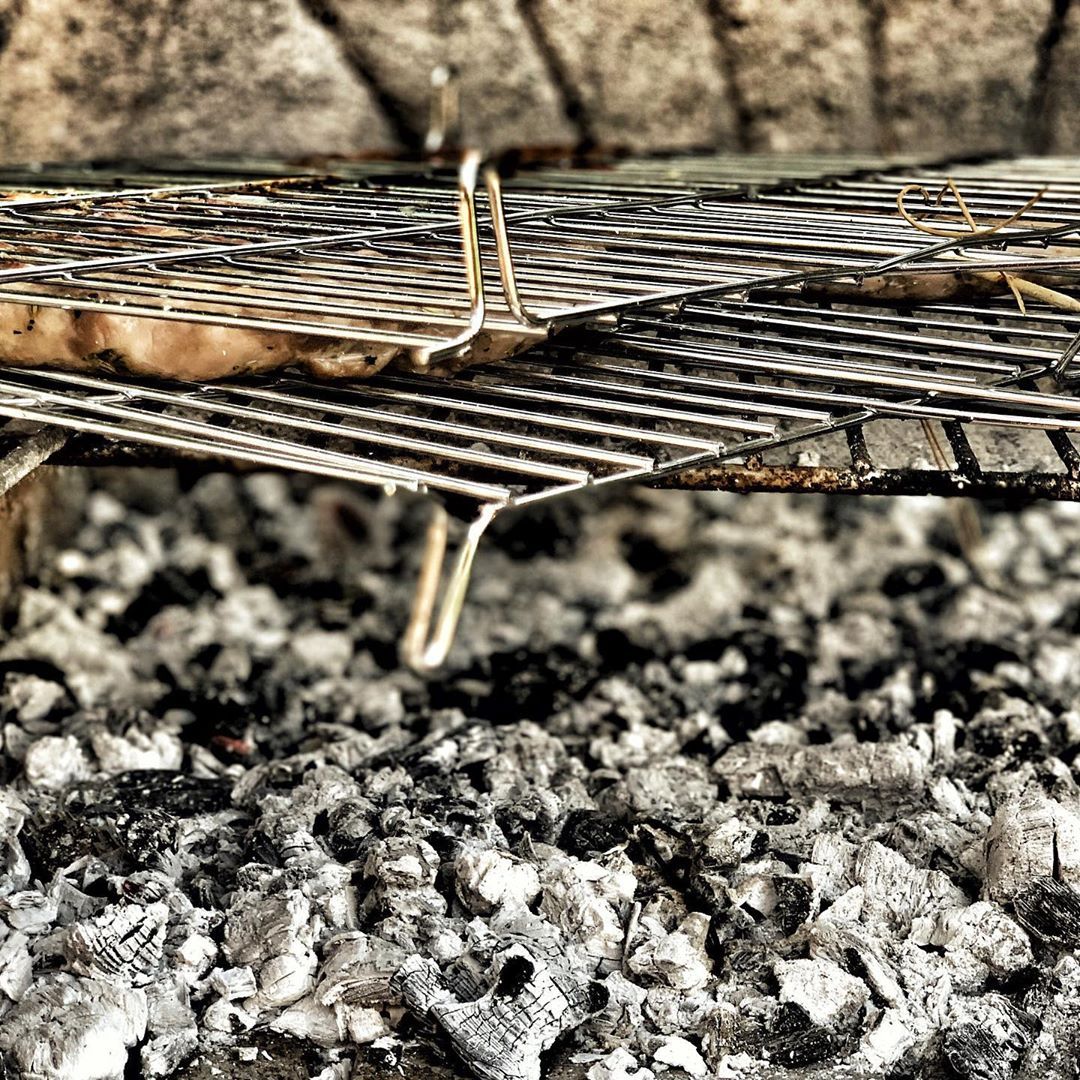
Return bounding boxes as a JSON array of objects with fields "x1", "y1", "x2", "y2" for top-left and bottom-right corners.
[
  {"x1": 3, "y1": 474, "x2": 1080, "y2": 1078},
  {"x1": 64, "y1": 900, "x2": 169, "y2": 986},
  {"x1": 393, "y1": 941, "x2": 604, "y2": 1080},
  {"x1": 0, "y1": 975, "x2": 148, "y2": 1080},
  {"x1": 985, "y1": 783, "x2": 1080, "y2": 901}
]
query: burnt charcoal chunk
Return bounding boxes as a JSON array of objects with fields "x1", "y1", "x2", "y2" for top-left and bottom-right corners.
[
  {"x1": 490, "y1": 500, "x2": 584, "y2": 559},
  {"x1": 431, "y1": 646, "x2": 597, "y2": 721},
  {"x1": 361, "y1": 1040, "x2": 403, "y2": 1070},
  {"x1": 242, "y1": 829, "x2": 282, "y2": 868},
  {"x1": 559, "y1": 809, "x2": 628, "y2": 857},
  {"x1": 324, "y1": 801, "x2": 375, "y2": 862},
  {"x1": 763, "y1": 1002, "x2": 840, "y2": 1068},
  {"x1": 633, "y1": 821, "x2": 695, "y2": 889},
  {"x1": 31, "y1": 772, "x2": 235, "y2": 876},
  {"x1": 774, "y1": 876, "x2": 813, "y2": 936},
  {"x1": 1053, "y1": 602, "x2": 1080, "y2": 635},
  {"x1": 619, "y1": 531, "x2": 692, "y2": 598},
  {"x1": 942, "y1": 1002, "x2": 1036, "y2": 1080},
  {"x1": 1013, "y1": 877, "x2": 1080, "y2": 949},
  {"x1": 915, "y1": 641, "x2": 1022, "y2": 720},
  {"x1": 766, "y1": 804, "x2": 800, "y2": 826},
  {"x1": 495, "y1": 793, "x2": 561, "y2": 846},
  {"x1": 943, "y1": 1023, "x2": 1013, "y2": 1080},
  {"x1": 21, "y1": 772, "x2": 233, "y2": 878},
  {"x1": 586, "y1": 980, "x2": 610, "y2": 1014},
  {"x1": 107, "y1": 566, "x2": 216, "y2": 639},
  {"x1": 620, "y1": 532, "x2": 672, "y2": 574},
  {"x1": 75, "y1": 770, "x2": 232, "y2": 816},
  {"x1": 594, "y1": 627, "x2": 663, "y2": 669},
  {"x1": 686, "y1": 630, "x2": 808, "y2": 736},
  {"x1": 111, "y1": 808, "x2": 177, "y2": 867},
  {"x1": 495, "y1": 954, "x2": 535, "y2": 998},
  {"x1": 20, "y1": 813, "x2": 107, "y2": 881}
]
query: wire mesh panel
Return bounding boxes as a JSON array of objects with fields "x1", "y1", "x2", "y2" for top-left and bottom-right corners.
[
  {"x1": 0, "y1": 288, "x2": 1078, "y2": 506},
  {"x1": 5, "y1": 152, "x2": 1080, "y2": 375},
  {"x1": 0, "y1": 152, "x2": 1078, "y2": 510}
]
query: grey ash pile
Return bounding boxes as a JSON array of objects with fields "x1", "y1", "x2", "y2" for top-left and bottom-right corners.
[{"x1": 2, "y1": 471, "x2": 1080, "y2": 1080}]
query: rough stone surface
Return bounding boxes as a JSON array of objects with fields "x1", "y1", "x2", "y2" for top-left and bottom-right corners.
[
  {"x1": 875, "y1": 0, "x2": 1047, "y2": 156},
  {"x1": 0, "y1": 0, "x2": 1071, "y2": 161},
  {"x1": 715, "y1": 0, "x2": 877, "y2": 152},
  {"x1": 320, "y1": 0, "x2": 575, "y2": 151},
  {"x1": 1042, "y1": 2, "x2": 1080, "y2": 153},
  {"x1": 0, "y1": 0, "x2": 393, "y2": 162},
  {"x1": 0, "y1": 467, "x2": 74, "y2": 616},
  {"x1": 530, "y1": 0, "x2": 736, "y2": 149}
]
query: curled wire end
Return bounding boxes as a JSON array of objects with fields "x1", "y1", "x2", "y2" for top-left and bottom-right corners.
[{"x1": 896, "y1": 178, "x2": 1049, "y2": 239}]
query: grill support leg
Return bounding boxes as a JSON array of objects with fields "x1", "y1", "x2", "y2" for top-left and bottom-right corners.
[{"x1": 400, "y1": 501, "x2": 497, "y2": 673}]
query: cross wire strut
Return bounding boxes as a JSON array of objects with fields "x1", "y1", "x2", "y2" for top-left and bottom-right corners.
[
  {"x1": 404, "y1": 72, "x2": 549, "y2": 670},
  {"x1": 401, "y1": 151, "x2": 578, "y2": 672}
]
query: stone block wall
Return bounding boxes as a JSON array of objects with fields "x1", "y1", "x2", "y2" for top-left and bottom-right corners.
[{"x1": 0, "y1": 0, "x2": 1072, "y2": 162}]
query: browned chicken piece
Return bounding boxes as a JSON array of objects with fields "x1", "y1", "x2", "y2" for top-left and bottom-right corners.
[
  {"x1": 803, "y1": 265, "x2": 1080, "y2": 310},
  {"x1": 0, "y1": 301, "x2": 407, "y2": 379},
  {"x1": 0, "y1": 301, "x2": 536, "y2": 381}
]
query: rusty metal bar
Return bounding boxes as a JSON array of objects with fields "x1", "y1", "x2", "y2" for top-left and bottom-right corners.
[{"x1": 652, "y1": 462, "x2": 1080, "y2": 500}]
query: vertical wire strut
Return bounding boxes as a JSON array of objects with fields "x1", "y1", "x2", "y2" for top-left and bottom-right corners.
[
  {"x1": 485, "y1": 164, "x2": 549, "y2": 330},
  {"x1": 415, "y1": 148, "x2": 487, "y2": 369}
]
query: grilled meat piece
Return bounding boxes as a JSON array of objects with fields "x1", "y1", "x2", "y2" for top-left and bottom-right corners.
[
  {"x1": 0, "y1": 302, "x2": 398, "y2": 380},
  {"x1": 0, "y1": 302, "x2": 534, "y2": 381}
]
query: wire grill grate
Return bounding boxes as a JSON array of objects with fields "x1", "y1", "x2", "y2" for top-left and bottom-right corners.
[
  {"x1": 0, "y1": 288, "x2": 1075, "y2": 504},
  {"x1": 5, "y1": 152, "x2": 1080, "y2": 372},
  {"x1": 4, "y1": 152, "x2": 1080, "y2": 665},
  {"x1": 0, "y1": 155, "x2": 1078, "y2": 495}
]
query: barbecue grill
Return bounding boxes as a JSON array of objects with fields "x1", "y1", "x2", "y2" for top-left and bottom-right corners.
[{"x1": 3, "y1": 150, "x2": 1080, "y2": 668}]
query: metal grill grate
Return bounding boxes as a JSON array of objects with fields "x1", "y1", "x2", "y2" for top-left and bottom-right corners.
[
  {"x1": 3, "y1": 151, "x2": 1080, "y2": 666},
  {"x1": 0, "y1": 289, "x2": 1076, "y2": 499},
  {"x1": 5, "y1": 152, "x2": 1080, "y2": 371}
]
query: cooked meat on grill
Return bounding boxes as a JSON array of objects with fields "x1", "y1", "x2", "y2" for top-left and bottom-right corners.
[
  {"x1": 803, "y1": 267, "x2": 1080, "y2": 309},
  {"x1": 0, "y1": 301, "x2": 394, "y2": 380},
  {"x1": 0, "y1": 301, "x2": 532, "y2": 380}
]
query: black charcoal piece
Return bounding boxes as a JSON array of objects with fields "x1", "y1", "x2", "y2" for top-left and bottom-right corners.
[
  {"x1": 72, "y1": 771, "x2": 233, "y2": 816},
  {"x1": 558, "y1": 809, "x2": 628, "y2": 858},
  {"x1": 1012, "y1": 877, "x2": 1080, "y2": 949},
  {"x1": 943, "y1": 1023, "x2": 1013, "y2": 1080},
  {"x1": 942, "y1": 999, "x2": 1037, "y2": 1080},
  {"x1": 881, "y1": 561, "x2": 948, "y2": 597},
  {"x1": 773, "y1": 876, "x2": 813, "y2": 936},
  {"x1": 762, "y1": 1003, "x2": 841, "y2": 1068}
]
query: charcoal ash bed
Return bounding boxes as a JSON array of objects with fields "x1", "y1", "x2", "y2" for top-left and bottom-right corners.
[{"x1": 1, "y1": 472, "x2": 1080, "y2": 1079}]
